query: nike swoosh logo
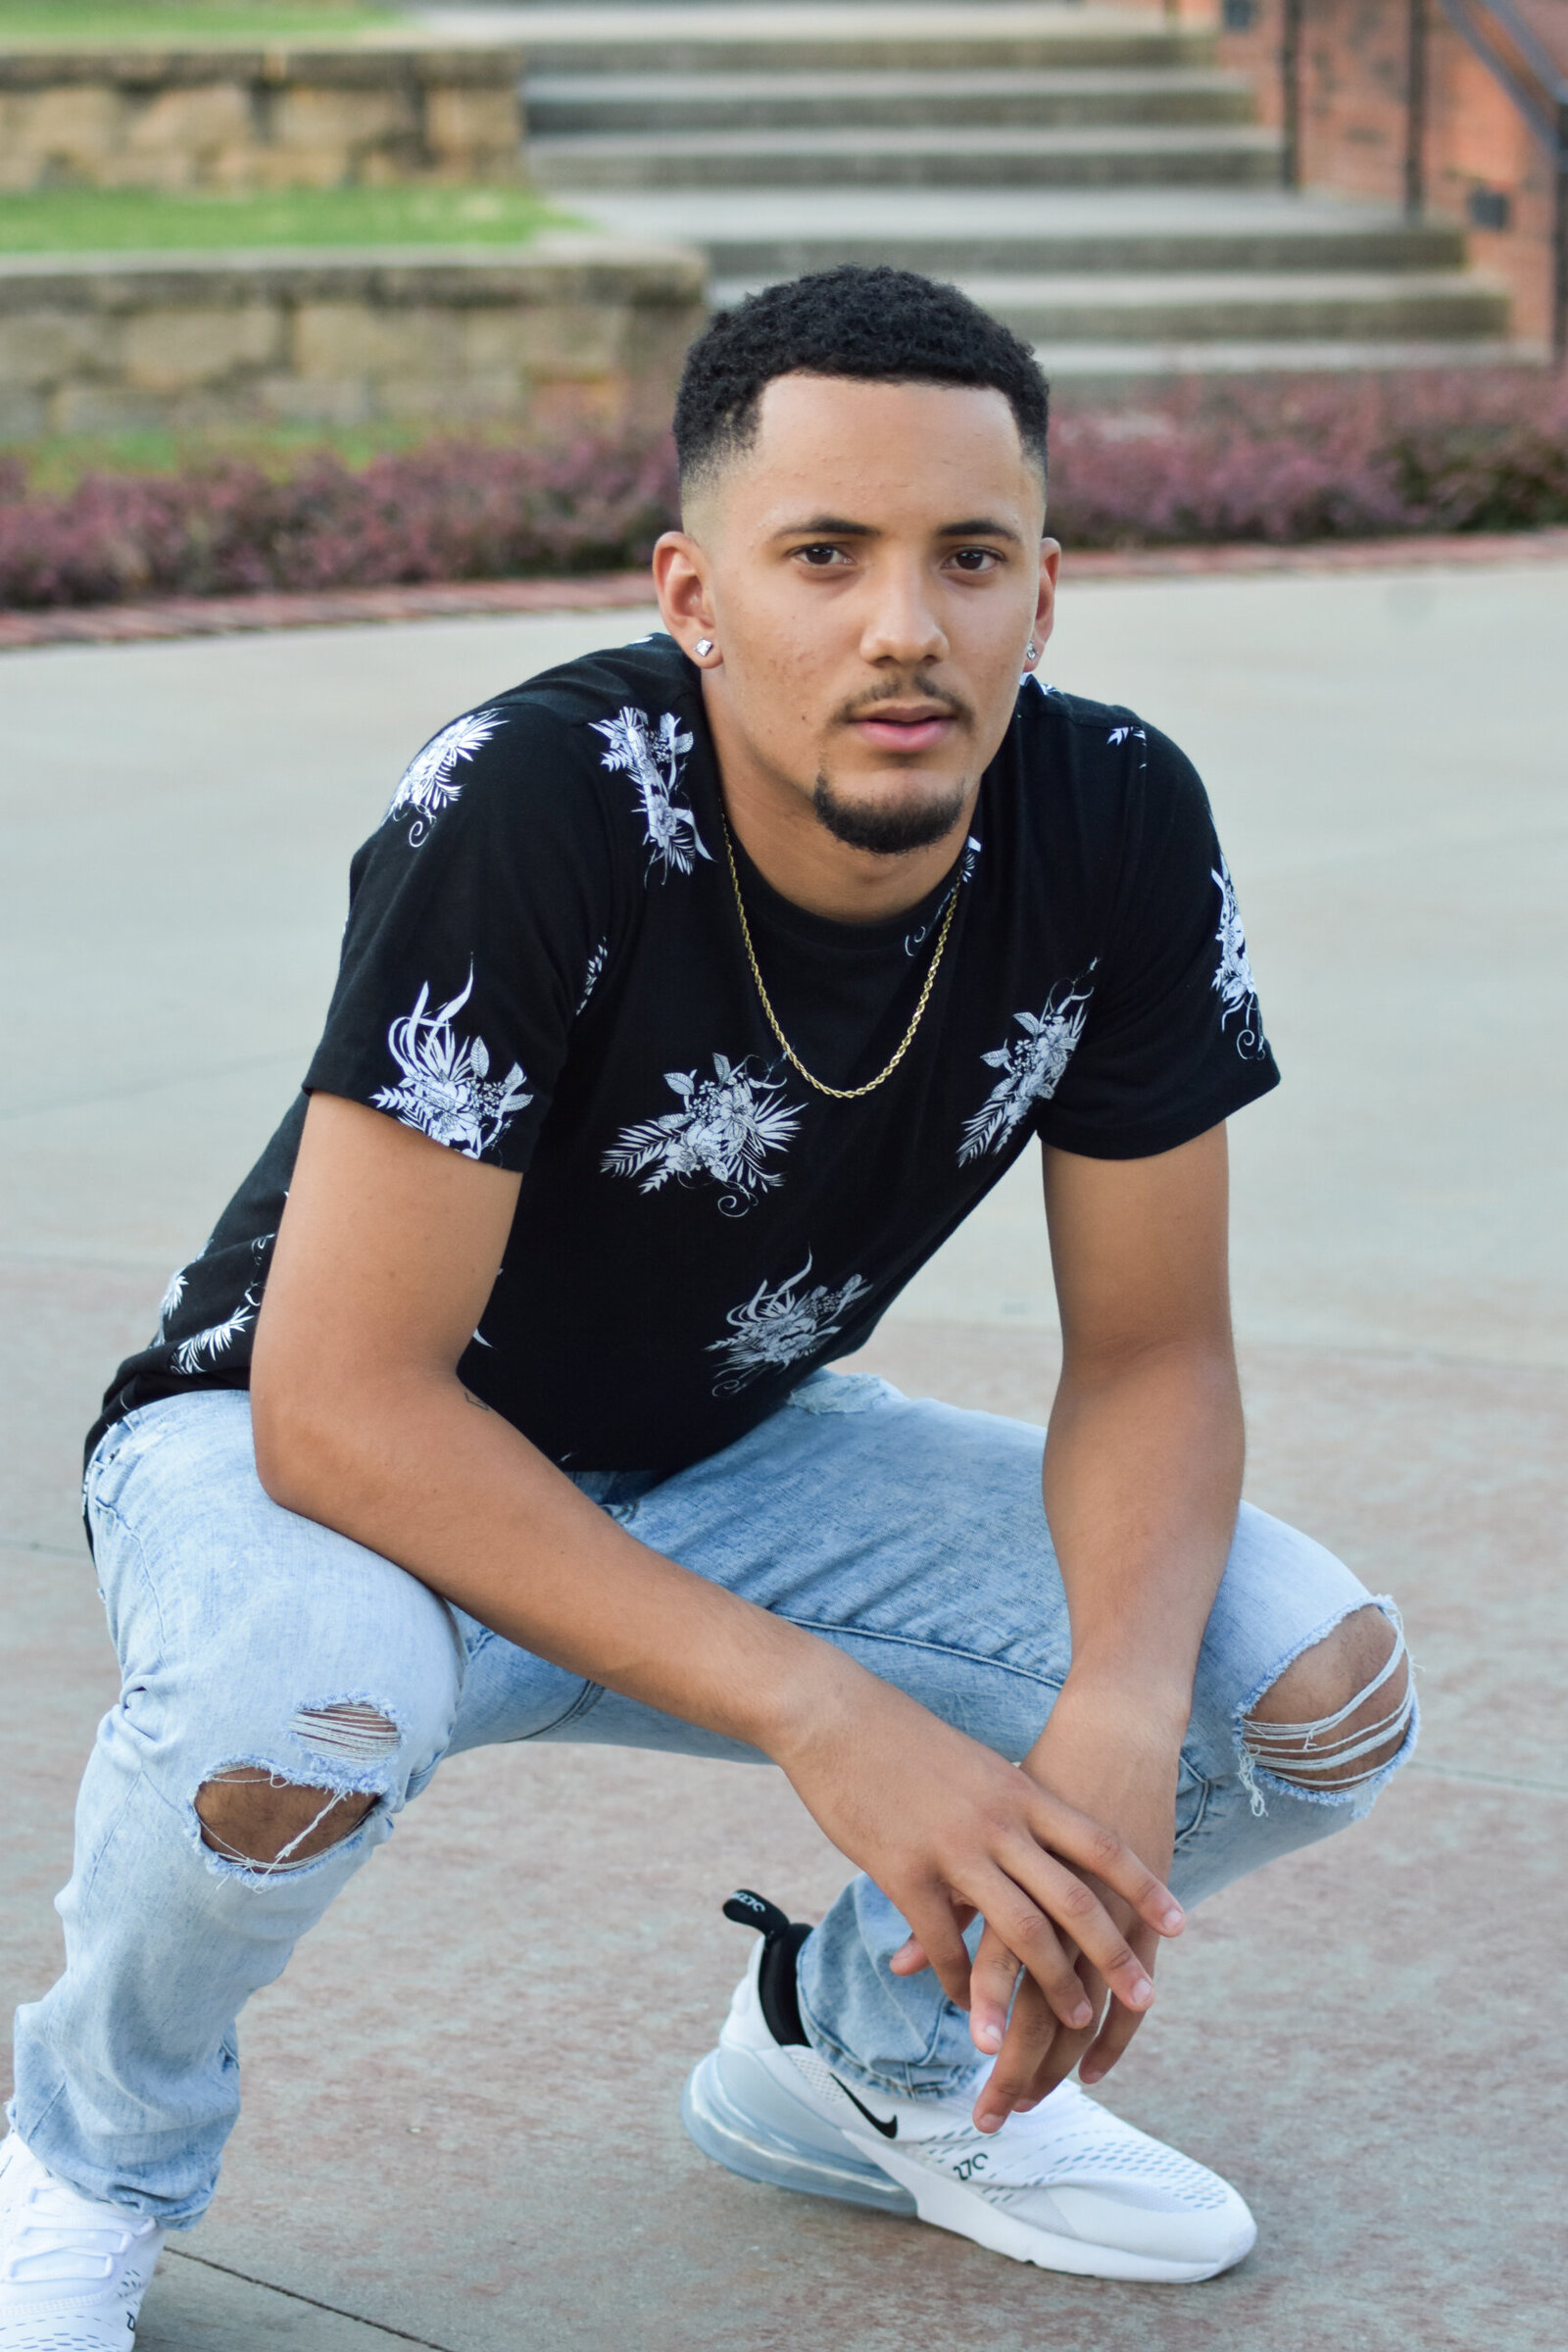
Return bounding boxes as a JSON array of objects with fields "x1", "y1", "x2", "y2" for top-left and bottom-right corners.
[{"x1": 833, "y1": 2078, "x2": 898, "y2": 2139}]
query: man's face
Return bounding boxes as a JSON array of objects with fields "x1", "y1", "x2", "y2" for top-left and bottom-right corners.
[{"x1": 668, "y1": 373, "x2": 1054, "y2": 859}]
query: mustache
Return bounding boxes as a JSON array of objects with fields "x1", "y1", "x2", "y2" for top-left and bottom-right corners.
[{"x1": 832, "y1": 675, "x2": 974, "y2": 729}]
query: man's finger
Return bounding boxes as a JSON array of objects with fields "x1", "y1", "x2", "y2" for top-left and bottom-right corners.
[
  {"x1": 1023, "y1": 1789, "x2": 1184, "y2": 1940},
  {"x1": 1077, "y1": 1929, "x2": 1159, "y2": 2086},
  {"x1": 1018, "y1": 1983, "x2": 1102, "y2": 2110},
  {"x1": 1000, "y1": 1838, "x2": 1156, "y2": 2018},
  {"x1": 1076, "y1": 1998, "x2": 1147, "y2": 2088},
  {"x1": 888, "y1": 1900, "x2": 977, "y2": 1980},
  {"x1": 898, "y1": 1889, "x2": 975, "y2": 2010},
  {"x1": 972, "y1": 1975, "x2": 1063, "y2": 2132},
  {"x1": 967, "y1": 1921, "x2": 1032, "y2": 2056},
  {"x1": 978, "y1": 1871, "x2": 1105, "y2": 2033}
]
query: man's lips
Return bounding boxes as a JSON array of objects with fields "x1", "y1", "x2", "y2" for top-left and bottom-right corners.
[{"x1": 849, "y1": 709, "x2": 958, "y2": 756}]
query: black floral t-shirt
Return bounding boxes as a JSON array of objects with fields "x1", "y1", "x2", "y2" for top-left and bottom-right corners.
[{"x1": 93, "y1": 632, "x2": 1278, "y2": 1473}]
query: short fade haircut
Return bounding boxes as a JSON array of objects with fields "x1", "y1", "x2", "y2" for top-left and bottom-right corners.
[{"x1": 673, "y1": 265, "x2": 1050, "y2": 496}]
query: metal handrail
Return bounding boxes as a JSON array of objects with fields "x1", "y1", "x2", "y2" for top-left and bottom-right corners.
[
  {"x1": 1281, "y1": 0, "x2": 1303, "y2": 193},
  {"x1": 1438, "y1": 0, "x2": 1568, "y2": 145},
  {"x1": 1431, "y1": 0, "x2": 1568, "y2": 357},
  {"x1": 1282, "y1": 0, "x2": 1568, "y2": 358}
]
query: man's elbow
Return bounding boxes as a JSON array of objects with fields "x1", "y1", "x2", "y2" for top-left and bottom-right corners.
[
  {"x1": 250, "y1": 1331, "x2": 391, "y2": 1519},
  {"x1": 251, "y1": 1361, "x2": 338, "y2": 1517},
  {"x1": 1058, "y1": 1323, "x2": 1238, "y2": 1393},
  {"x1": 252, "y1": 1344, "x2": 438, "y2": 1524}
]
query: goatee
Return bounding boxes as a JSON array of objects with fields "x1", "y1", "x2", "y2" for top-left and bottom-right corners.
[{"x1": 810, "y1": 773, "x2": 971, "y2": 858}]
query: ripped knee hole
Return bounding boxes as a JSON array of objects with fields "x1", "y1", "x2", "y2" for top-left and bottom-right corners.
[
  {"x1": 1240, "y1": 1608, "x2": 1413, "y2": 1809},
  {"x1": 196, "y1": 1770, "x2": 376, "y2": 1870},
  {"x1": 195, "y1": 1701, "x2": 399, "y2": 1871}
]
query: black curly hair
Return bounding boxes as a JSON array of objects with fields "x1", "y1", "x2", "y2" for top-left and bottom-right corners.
[{"x1": 673, "y1": 266, "x2": 1049, "y2": 493}]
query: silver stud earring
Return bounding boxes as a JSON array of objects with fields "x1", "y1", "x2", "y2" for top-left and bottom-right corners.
[
  {"x1": 1025, "y1": 640, "x2": 1039, "y2": 662},
  {"x1": 694, "y1": 638, "x2": 714, "y2": 659}
]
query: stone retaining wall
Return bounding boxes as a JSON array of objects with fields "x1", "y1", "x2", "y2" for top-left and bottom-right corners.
[
  {"x1": 0, "y1": 44, "x2": 525, "y2": 190},
  {"x1": 0, "y1": 239, "x2": 708, "y2": 438}
]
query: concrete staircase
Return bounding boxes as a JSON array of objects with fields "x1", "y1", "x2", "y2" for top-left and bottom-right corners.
[{"x1": 425, "y1": 2, "x2": 1517, "y2": 378}]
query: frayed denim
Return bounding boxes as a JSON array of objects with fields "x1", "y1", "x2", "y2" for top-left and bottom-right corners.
[{"x1": 11, "y1": 1373, "x2": 1413, "y2": 2218}]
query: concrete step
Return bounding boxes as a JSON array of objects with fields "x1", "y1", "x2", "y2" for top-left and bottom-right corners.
[
  {"x1": 526, "y1": 69, "x2": 1256, "y2": 134},
  {"x1": 928, "y1": 268, "x2": 1511, "y2": 342},
  {"x1": 436, "y1": 3, "x2": 1216, "y2": 74},
  {"x1": 576, "y1": 186, "x2": 1470, "y2": 277},
  {"x1": 1021, "y1": 335, "x2": 1542, "y2": 384},
  {"x1": 424, "y1": 0, "x2": 1519, "y2": 371},
  {"x1": 531, "y1": 123, "x2": 1284, "y2": 191},
  {"x1": 710, "y1": 267, "x2": 1509, "y2": 342}
]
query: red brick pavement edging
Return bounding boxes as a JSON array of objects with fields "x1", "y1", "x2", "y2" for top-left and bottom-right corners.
[
  {"x1": 4, "y1": 529, "x2": 1568, "y2": 651},
  {"x1": 0, "y1": 570, "x2": 661, "y2": 651}
]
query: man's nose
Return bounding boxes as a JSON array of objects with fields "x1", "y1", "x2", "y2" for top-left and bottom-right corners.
[{"x1": 858, "y1": 564, "x2": 949, "y2": 668}]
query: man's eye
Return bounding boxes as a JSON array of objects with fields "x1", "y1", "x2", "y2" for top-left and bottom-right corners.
[
  {"x1": 951, "y1": 548, "x2": 1002, "y2": 572},
  {"x1": 795, "y1": 543, "x2": 849, "y2": 567}
]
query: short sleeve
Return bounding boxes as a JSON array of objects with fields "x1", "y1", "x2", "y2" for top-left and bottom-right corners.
[
  {"x1": 1037, "y1": 723, "x2": 1280, "y2": 1159},
  {"x1": 304, "y1": 698, "x2": 618, "y2": 1172}
]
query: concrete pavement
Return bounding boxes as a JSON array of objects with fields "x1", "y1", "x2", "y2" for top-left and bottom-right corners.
[{"x1": 3, "y1": 563, "x2": 1564, "y2": 2349}]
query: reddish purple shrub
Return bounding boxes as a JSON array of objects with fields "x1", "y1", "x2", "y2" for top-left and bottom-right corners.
[
  {"x1": 1, "y1": 372, "x2": 1565, "y2": 608},
  {"x1": 1048, "y1": 368, "x2": 1568, "y2": 547},
  {"x1": 0, "y1": 433, "x2": 681, "y2": 609}
]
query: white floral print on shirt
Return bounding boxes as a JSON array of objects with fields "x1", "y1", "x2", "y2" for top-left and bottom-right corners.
[
  {"x1": 172, "y1": 1284, "x2": 261, "y2": 1378},
  {"x1": 576, "y1": 938, "x2": 610, "y2": 1015},
  {"x1": 709, "y1": 1257, "x2": 874, "y2": 1394},
  {"x1": 906, "y1": 835, "x2": 981, "y2": 956},
  {"x1": 372, "y1": 967, "x2": 531, "y2": 1159},
  {"x1": 591, "y1": 706, "x2": 710, "y2": 878},
  {"x1": 959, "y1": 977, "x2": 1095, "y2": 1162},
  {"x1": 603, "y1": 1054, "x2": 802, "y2": 1215},
  {"x1": 153, "y1": 1262, "x2": 187, "y2": 1345},
  {"x1": 1211, "y1": 859, "x2": 1266, "y2": 1058},
  {"x1": 385, "y1": 709, "x2": 505, "y2": 846}
]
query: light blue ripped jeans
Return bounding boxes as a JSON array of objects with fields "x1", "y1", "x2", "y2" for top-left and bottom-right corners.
[{"x1": 12, "y1": 1373, "x2": 1414, "y2": 2224}]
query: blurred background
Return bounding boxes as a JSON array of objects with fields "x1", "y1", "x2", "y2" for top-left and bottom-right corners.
[{"x1": 0, "y1": 0, "x2": 1565, "y2": 598}]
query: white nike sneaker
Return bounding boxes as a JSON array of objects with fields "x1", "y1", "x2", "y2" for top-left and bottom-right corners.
[
  {"x1": 0, "y1": 2132, "x2": 165, "y2": 2348},
  {"x1": 681, "y1": 1891, "x2": 1256, "y2": 2284}
]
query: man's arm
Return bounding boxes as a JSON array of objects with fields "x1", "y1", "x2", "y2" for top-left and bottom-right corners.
[
  {"x1": 943, "y1": 1122, "x2": 1243, "y2": 2131},
  {"x1": 251, "y1": 1093, "x2": 1183, "y2": 2038}
]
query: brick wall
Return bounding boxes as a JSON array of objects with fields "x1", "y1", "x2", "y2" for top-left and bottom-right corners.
[
  {"x1": 1211, "y1": 0, "x2": 1564, "y2": 345},
  {"x1": 0, "y1": 44, "x2": 525, "y2": 191},
  {"x1": 0, "y1": 240, "x2": 708, "y2": 439}
]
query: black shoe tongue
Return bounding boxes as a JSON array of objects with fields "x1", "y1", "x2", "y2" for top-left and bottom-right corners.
[{"x1": 721, "y1": 1888, "x2": 809, "y2": 2047}]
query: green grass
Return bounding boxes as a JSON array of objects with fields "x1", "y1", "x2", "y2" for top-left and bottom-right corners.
[
  {"x1": 0, "y1": 185, "x2": 577, "y2": 252},
  {"x1": 6, "y1": 416, "x2": 477, "y2": 491},
  {"x1": 0, "y1": 0, "x2": 397, "y2": 43}
]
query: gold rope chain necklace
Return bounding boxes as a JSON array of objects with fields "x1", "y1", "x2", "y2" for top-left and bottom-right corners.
[{"x1": 720, "y1": 814, "x2": 962, "y2": 1102}]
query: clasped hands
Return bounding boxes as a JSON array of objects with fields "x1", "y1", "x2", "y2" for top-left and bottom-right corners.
[{"x1": 779, "y1": 1670, "x2": 1185, "y2": 2137}]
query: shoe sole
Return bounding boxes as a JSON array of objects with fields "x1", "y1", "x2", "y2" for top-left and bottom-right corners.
[
  {"x1": 683, "y1": 2048, "x2": 1253, "y2": 2283},
  {"x1": 682, "y1": 2048, "x2": 915, "y2": 2216}
]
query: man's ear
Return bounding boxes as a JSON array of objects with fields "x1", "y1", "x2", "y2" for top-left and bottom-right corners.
[
  {"x1": 1029, "y1": 538, "x2": 1062, "y2": 662},
  {"x1": 653, "y1": 531, "x2": 718, "y2": 662}
]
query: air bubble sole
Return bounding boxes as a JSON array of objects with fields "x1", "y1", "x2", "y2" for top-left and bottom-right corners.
[{"x1": 682, "y1": 2047, "x2": 916, "y2": 2216}]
